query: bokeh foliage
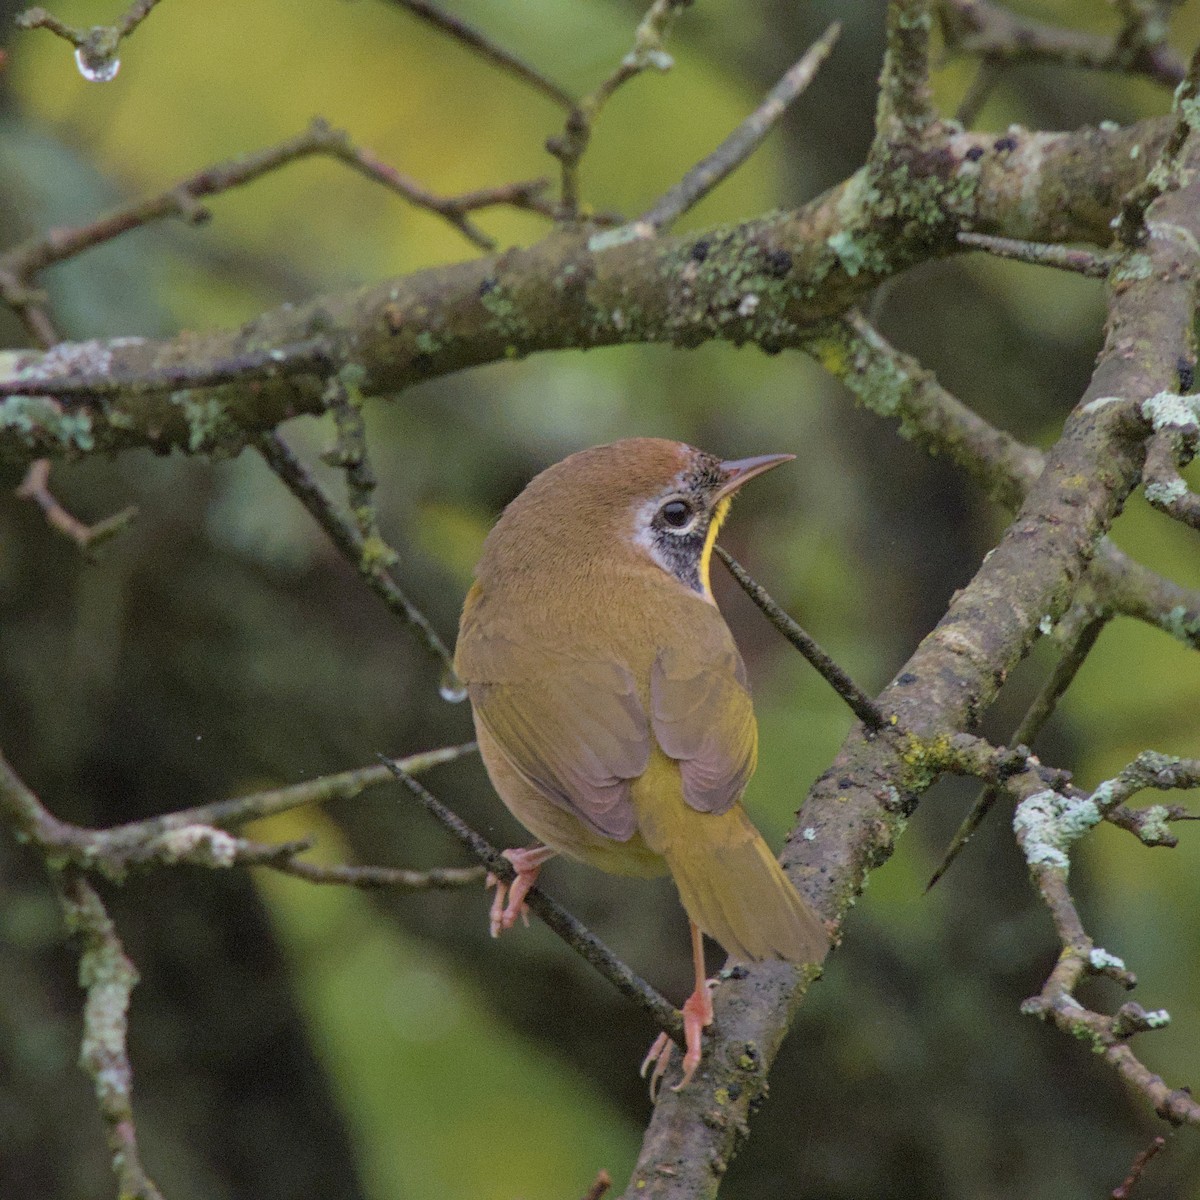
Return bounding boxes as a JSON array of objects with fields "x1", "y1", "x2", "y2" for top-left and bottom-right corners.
[{"x1": 2, "y1": 1, "x2": 1200, "y2": 1197}]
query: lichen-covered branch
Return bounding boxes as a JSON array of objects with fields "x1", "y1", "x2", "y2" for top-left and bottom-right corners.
[
  {"x1": 57, "y1": 871, "x2": 163, "y2": 1200},
  {"x1": 926, "y1": 612, "x2": 1108, "y2": 890},
  {"x1": 0, "y1": 117, "x2": 1172, "y2": 466},
  {"x1": 1012, "y1": 752, "x2": 1200, "y2": 1126},
  {"x1": 875, "y1": 0, "x2": 937, "y2": 145}
]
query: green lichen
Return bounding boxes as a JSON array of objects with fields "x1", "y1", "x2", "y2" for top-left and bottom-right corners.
[
  {"x1": 1136, "y1": 805, "x2": 1173, "y2": 845},
  {"x1": 827, "y1": 230, "x2": 869, "y2": 277},
  {"x1": 0, "y1": 394, "x2": 95, "y2": 452},
  {"x1": 169, "y1": 391, "x2": 240, "y2": 455},
  {"x1": 1012, "y1": 788, "x2": 1099, "y2": 874},
  {"x1": 360, "y1": 533, "x2": 398, "y2": 571},
  {"x1": 1163, "y1": 604, "x2": 1200, "y2": 644},
  {"x1": 897, "y1": 732, "x2": 955, "y2": 792},
  {"x1": 1143, "y1": 391, "x2": 1200, "y2": 431},
  {"x1": 1145, "y1": 478, "x2": 1189, "y2": 506},
  {"x1": 1111, "y1": 253, "x2": 1154, "y2": 283},
  {"x1": 479, "y1": 281, "x2": 526, "y2": 344},
  {"x1": 338, "y1": 361, "x2": 368, "y2": 395}
]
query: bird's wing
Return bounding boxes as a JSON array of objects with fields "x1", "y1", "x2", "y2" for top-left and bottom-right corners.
[
  {"x1": 649, "y1": 609, "x2": 758, "y2": 815},
  {"x1": 456, "y1": 591, "x2": 650, "y2": 841}
]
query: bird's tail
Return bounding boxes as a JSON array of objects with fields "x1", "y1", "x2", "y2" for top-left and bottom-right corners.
[{"x1": 632, "y1": 759, "x2": 829, "y2": 964}]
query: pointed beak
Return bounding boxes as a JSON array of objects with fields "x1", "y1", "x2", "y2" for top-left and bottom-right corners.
[{"x1": 713, "y1": 453, "x2": 795, "y2": 502}]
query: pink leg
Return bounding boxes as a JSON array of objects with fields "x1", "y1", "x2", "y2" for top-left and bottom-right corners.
[
  {"x1": 639, "y1": 921, "x2": 714, "y2": 1098},
  {"x1": 486, "y1": 844, "x2": 556, "y2": 938}
]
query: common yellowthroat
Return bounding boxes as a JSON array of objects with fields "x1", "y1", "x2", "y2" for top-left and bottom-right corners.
[{"x1": 455, "y1": 437, "x2": 829, "y2": 1093}]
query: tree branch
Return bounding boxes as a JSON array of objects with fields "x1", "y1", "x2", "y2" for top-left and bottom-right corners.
[{"x1": 0, "y1": 118, "x2": 1172, "y2": 466}]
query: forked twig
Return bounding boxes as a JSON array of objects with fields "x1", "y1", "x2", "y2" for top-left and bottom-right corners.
[{"x1": 15, "y1": 459, "x2": 137, "y2": 552}]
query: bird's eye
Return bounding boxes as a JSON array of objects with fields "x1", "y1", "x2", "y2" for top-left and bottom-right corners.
[{"x1": 660, "y1": 499, "x2": 693, "y2": 528}]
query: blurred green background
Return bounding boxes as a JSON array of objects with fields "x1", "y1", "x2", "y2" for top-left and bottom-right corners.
[{"x1": 2, "y1": 1, "x2": 1200, "y2": 1197}]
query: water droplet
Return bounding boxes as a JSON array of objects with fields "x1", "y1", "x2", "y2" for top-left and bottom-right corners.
[
  {"x1": 75, "y1": 46, "x2": 120, "y2": 82},
  {"x1": 438, "y1": 667, "x2": 468, "y2": 704}
]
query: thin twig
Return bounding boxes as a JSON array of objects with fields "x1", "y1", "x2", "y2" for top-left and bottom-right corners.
[
  {"x1": 0, "y1": 119, "x2": 548, "y2": 310},
  {"x1": 256, "y1": 430, "x2": 456, "y2": 675},
  {"x1": 937, "y1": 0, "x2": 1185, "y2": 89},
  {"x1": 957, "y1": 231, "x2": 1116, "y2": 278},
  {"x1": 16, "y1": 1, "x2": 164, "y2": 81},
  {"x1": 714, "y1": 545, "x2": 887, "y2": 731},
  {"x1": 926, "y1": 613, "x2": 1107, "y2": 890},
  {"x1": 69, "y1": 744, "x2": 478, "y2": 856},
  {"x1": 581, "y1": 1169, "x2": 613, "y2": 1200},
  {"x1": 266, "y1": 857, "x2": 484, "y2": 890},
  {"x1": 548, "y1": 0, "x2": 690, "y2": 218},
  {"x1": 1111, "y1": 1135, "x2": 1168, "y2": 1199},
  {"x1": 954, "y1": 56, "x2": 1005, "y2": 127},
  {"x1": 382, "y1": 0, "x2": 575, "y2": 111},
  {"x1": 382, "y1": 757, "x2": 686, "y2": 1043},
  {"x1": 1144, "y1": 426, "x2": 1200, "y2": 530},
  {"x1": 639, "y1": 23, "x2": 841, "y2": 232},
  {"x1": 1012, "y1": 757, "x2": 1200, "y2": 1127},
  {"x1": 15, "y1": 459, "x2": 137, "y2": 552}
]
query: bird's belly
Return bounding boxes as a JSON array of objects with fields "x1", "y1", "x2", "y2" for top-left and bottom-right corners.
[{"x1": 476, "y1": 721, "x2": 668, "y2": 879}]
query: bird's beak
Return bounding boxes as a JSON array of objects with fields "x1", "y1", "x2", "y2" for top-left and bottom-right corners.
[{"x1": 714, "y1": 453, "x2": 795, "y2": 501}]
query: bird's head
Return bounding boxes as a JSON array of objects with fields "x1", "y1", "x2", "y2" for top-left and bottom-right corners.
[{"x1": 482, "y1": 438, "x2": 793, "y2": 601}]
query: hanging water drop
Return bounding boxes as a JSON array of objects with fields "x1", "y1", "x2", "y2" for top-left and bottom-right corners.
[
  {"x1": 75, "y1": 45, "x2": 120, "y2": 81},
  {"x1": 438, "y1": 667, "x2": 468, "y2": 704}
]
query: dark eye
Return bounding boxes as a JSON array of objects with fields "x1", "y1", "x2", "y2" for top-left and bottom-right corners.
[{"x1": 660, "y1": 499, "x2": 693, "y2": 528}]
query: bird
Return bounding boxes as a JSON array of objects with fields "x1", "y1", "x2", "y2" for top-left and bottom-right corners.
[{"x1": 454, "y1": 437, "x2": 829, "y2": 1094}]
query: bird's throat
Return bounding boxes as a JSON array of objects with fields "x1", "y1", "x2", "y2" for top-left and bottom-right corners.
[{"x1": 698, "y1": 497, "x2": 731, "y2": 600}]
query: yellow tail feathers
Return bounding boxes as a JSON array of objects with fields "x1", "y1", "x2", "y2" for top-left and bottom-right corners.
[{"x1": 632, "y1": 756, "x2": 829, "y2": 964}]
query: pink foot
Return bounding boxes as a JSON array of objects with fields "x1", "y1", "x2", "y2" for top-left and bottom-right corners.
[
  {"x1": 639, "y1": 979, "x2": 715, "y2": 1099},
  {"x1": 486, "y1": 845, "x2": 555, "y2": 937}
]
